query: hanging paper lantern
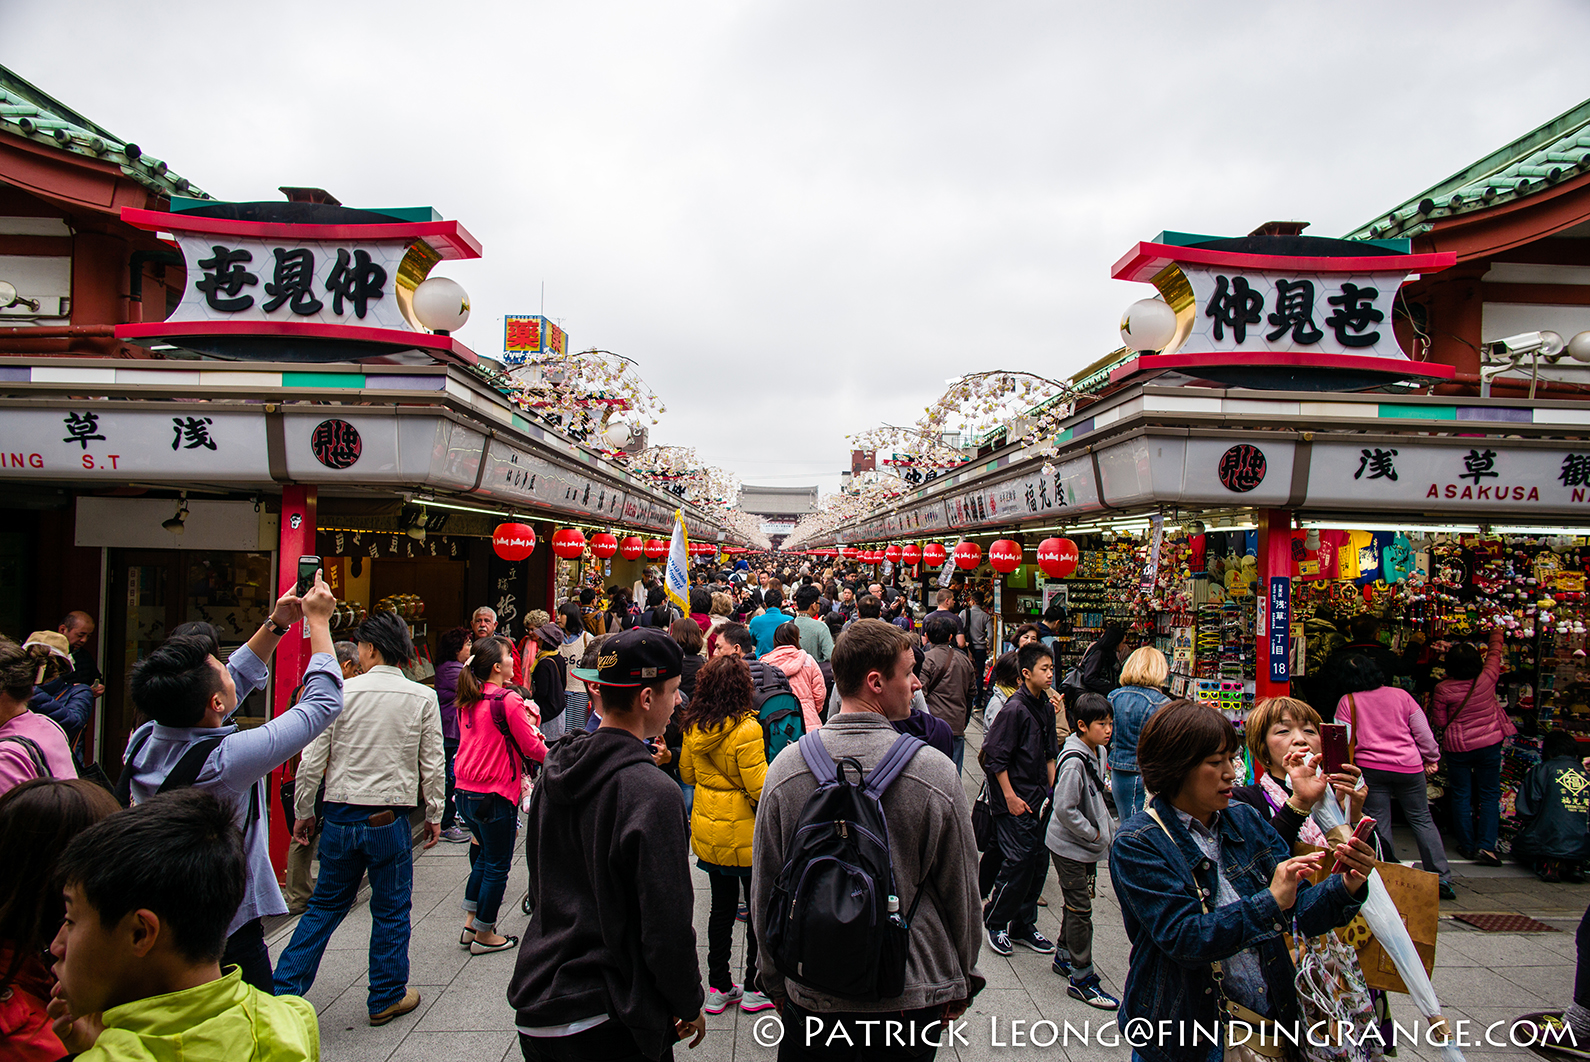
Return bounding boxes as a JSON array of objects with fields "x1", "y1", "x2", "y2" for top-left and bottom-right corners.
[
  {"x1": 953, "y1": 541, "x2": 982, "y2": 570},
  {"x1": 841, "y1": 546, "x2": 861, "y2": 559},
  {"x1": 884, "y1": 544, "x2": 903, "y2": 564},
  {"x1": 589, "y1": 532, "x2": 619, "y2": 559},
  {"x1": 922, "y1": 542, "x2": 947, "y2": 566},
  {"x1": 620, "y1": 535, "x2": 645, "y2": 561},
  {"x1": 989, "y1": 539, "x2": 1023, "y2": 573},
  {"x1": 492, "y1": 522, "x2": 537, "y2": 561},
  {"x1": 644, "y1": 538, "x2": 668, "y2": 560},
  {"x1": 1037, "y1": 537, "x2": 1079, "y2": 578},
  {"x1": 552, "y1": 528, "x2": 586, "y2": 559},
  {"x1": 901, "y1": 543, "x2": 921, "y2": 565}
]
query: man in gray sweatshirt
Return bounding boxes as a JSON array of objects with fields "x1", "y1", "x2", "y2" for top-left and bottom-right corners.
[
  {"x1": 1043, "y1": 691, "x2": 1120, "y2": 1010},
  {"x1": 753, "y1": 619, "x2": 984, "y2": 1060}
]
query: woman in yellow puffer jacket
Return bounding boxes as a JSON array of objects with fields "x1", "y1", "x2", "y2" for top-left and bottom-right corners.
[{"x1": 679, "y1": 654, "x2": 771, "y2": 1016}]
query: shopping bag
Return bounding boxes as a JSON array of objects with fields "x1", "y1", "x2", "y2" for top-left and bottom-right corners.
[{"x1": 1295, "y1": 844, "x2": 1439, "y2": 994}]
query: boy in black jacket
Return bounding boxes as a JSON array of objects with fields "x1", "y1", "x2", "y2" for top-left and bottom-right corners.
[
  {"x1": 980, "y1": 641, "x2": 1060, "y2": 958},
  {"x1": 508, "y1": 628, "x2": 707, "y2": 1062}
]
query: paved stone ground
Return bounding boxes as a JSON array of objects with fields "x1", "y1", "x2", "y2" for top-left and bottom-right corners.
[{"x1": 276, "y1": 717, "x2": 1582, "y2": 1062}]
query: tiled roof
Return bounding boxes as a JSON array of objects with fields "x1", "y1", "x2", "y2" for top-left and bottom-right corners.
[
  {"x1": 1344, "y1": 98, "x2": 1590, "y2": 241},
  {"x1": 0, "y1": 65, "x2": 210, "y2": 202}
]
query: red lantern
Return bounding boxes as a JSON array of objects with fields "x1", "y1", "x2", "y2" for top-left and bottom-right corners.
[
  {"x1": 841, "y1": 546, "x2": 860, "y2": 559},
  {"x1": 492, "y1": 522, "x2": 537, "y2": 561},
  {"x1": 953, "y1": 541, "x2": 982, "y2": 570},
  {"x1": 989, "y1": 539, "x2": 1023, "y2": 573},
  {"x1": 551, "y1": 528, "x2": 586, "y2": 559},
  {"x1": 620, "y1": 535, "x2": 645, "y2": 561},
  {"x1": 884, "y1": 544, "x2": 902, "y2": 564},
  {"x1": 644, "y1": 538, "x2": 668, "y2": 560},
  {"x1": 1037, "y1": 537, "x2": 1079, "y2": 578},
  {"x1": 901, "y1": 543, "x2": 921, "y2": 565},
  {"x1": 922, "y1": 542, "x2": 947, "y2": 566},
  {"x1": 590, "y1": 532, "x2": 619, "y2": 559}
]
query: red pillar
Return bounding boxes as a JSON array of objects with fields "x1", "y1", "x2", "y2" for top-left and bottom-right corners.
[
  {"x1": 1255, "y1": 509, "x2": 1293, "y2": 701},
  {"x1": 269, "y1": 485, "x2": 317, "y2": 881}
]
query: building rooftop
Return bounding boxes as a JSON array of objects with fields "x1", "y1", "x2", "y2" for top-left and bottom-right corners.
[
  {"x1": 739, "y1": 484, "x2": 819, "y2": 516},
  {"x1": 0, "y1": 65, "x2": 210, "y2": 201},
  {"x1": 1344, "y1": 97, "x2": 1590, "y2": 241}
]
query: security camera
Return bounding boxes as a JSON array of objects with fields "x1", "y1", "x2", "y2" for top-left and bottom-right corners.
[{"x1": 1483, "y1": 330, "x2": 1565, "y2": 363}]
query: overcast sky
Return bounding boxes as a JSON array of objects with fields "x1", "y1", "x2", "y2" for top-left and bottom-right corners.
[{"x1": 9, "y1": 1, "x2": 1590, "y2": 497}]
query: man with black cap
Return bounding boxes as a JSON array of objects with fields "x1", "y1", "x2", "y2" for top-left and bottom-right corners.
[{"x1": 509, "y1": 627, "x2": 708, "y2": 1062}]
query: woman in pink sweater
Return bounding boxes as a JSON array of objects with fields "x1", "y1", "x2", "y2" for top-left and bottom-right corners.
[
  {"x1": 1336, "y1": 653, "x2": 1452, "y2": 898},
  {"x1": 760, "y1": 622, "x2": 825, "y2": 731},
  {"x1": 1431, "y1": 627, "x2": 1512, "y2": 867},
  {"x1": 453, "y1": 636, "x2": 547, "y2": 954}
]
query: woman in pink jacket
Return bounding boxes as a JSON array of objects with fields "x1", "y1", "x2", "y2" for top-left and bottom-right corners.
[
  {"x1": 1431, "y1": 627, "x2": 1512, "y2": 867},
  {"x1": 1336, "y1": 653, "x2": 1453, "y2": 898},
  {"x1": 760, "y1": 622, "x2": 825, "y2": 731}
]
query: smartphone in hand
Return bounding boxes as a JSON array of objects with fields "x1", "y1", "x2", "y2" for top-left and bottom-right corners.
[
  {"x1": 295, "y1": 555, "x2": 321, "y2": 597},
  {"x1": 1320, "y1": 723, "x2": 1350, "y2": 776}
]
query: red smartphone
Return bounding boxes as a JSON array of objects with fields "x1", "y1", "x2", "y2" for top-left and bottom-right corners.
[
  {"x1": 1330, "y1": 816, "x2": 1377, "y2": 875},
  {"x1": 1319, "y1": 724, "x2": 1350, "y2": 777}
]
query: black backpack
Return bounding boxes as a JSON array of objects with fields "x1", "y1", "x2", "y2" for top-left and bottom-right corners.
[
  {"x1": 114, "y1": 728, "x2": 263, "y2": 828},
  {"x1": 748, "y1": 661, "x2": 804, "y2": 763},
  {"x1": 763, "y1": 731, "x2": 926, "y2": 1002}
]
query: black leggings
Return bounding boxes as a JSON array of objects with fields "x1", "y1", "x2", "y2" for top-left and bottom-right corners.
[{"x1": 706, "y1": 869, "x2": 757, "y2": 993}]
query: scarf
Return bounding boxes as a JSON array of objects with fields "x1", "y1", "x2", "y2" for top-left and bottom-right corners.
[{"x1": 1258, "y1": 770, "x2": 1327, "y2": 848}]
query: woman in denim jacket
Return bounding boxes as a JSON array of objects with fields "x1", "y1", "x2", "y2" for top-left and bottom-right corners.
[
  {"x1": 1109, "y1": 701, "x2": 1375, "y2": 1062},
  {"x1": 1107, "y1": 646, "x2": 1171, "y2": 819}
]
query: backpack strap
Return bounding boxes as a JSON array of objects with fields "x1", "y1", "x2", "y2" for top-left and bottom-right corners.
[
  {"x1": 1059, "y1": 749, "x2": 1108, "y2": 791},
  {"x1": 796, "y1": 731, "x2": 839, "y2": 786},
  {"x1": 113, "y1": 725, "x2": 157, "y2": 807},
  {"x1": 0, "y1": 735, "x2": 52, "y2": 780},
  {"x1": 862, "y1": 734, "x2": 926, "y2": 800},
  {"x1": 487, "y1": 690, "x2": 530, "y2": 767},
  {"x1": 157, "y1": 736, "x2": 261, "y2": 826}
]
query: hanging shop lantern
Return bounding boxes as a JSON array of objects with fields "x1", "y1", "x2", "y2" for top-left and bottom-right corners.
[
  {"x1": 901, "y1": 543, "x2": 921, "y2": 565},
  {"x1": 589, "y1": 532, "x2": 619, "y2": 559},
  {"x1": 922, "y1": 542, "x2": 947, "y2": 566},
  {"x1": 884, "y1": 544, "x2": 903, "y2": 564},
  {"x1": 1037, "y1": 537, "x2": 1079, "y2": 578},
  {"x1": 841, "y1": 546, "x2": 861, "y2": 559},
  {"x1": 989, "y1": 539, "x2": 1023, "y2": 573},
  {"x1": 551, "y1": 528, "x2": 587, "y2": 559},
  {"x1": 492, "y1": 522, "x2": 537, "y2": 561},
  {"x1": 953, "y1": 541, "x2": 982, "y2": 570},
  {"x1": 620, "y1": 535, "x2": 645, "y2": 561},
  {"x1": 644, "y1": 538, "x2": 668, "y2": 560}
]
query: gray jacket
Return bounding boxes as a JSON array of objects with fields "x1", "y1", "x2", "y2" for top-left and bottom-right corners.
[
  {"x1": 1045, "y1": 733, "x2": 1115, "y2": 863},
  {"x1": 752, "y1": 712, "x2": 985, "y2": 1013}
]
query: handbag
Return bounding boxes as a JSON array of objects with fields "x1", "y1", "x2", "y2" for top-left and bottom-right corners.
[
  {"x1": 971, "y1": 782, "x2": 993, "y2": 851},
  {"x1": 1145, "y1": 807, "x2": 1292, "y2": 1062}
]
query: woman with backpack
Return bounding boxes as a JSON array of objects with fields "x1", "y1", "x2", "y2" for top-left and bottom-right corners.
[
  {"x1": 1430, "y1": 626, "x2": 1510, "y2": 867},
  {"x1": 454, "y1": 636, "x2": 547, "y2": 956},
  {"x1": 0, "y1": 638, "x2": 76, "y2": 797},
  {"x1": 678, "y1": 654, "x2": 773, "y2": 1016},
  {"x1": 760, "y1": 622, "x2": 826, "y2": 731}
]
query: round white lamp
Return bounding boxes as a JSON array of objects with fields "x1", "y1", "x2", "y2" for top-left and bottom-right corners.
[
  {"x1": 1120, "y1": 298, "x2": 1177, "y2": 351},
  {"x1": 411, "y1": 277, "x2": 470, "y2": 334},
  {"x1": 602, "y1": 422, "x2": 636, "y2": 450},
  {"x1": 1568, "y1": 331, "x2": 1590, "y2": 363}
]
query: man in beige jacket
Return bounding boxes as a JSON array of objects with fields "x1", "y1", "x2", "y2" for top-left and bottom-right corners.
[{"x1": 273, "y1": 611, "x2": 445, "y2": 1027}]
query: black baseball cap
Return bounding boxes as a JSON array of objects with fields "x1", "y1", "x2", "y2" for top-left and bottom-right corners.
[{"x1": 572, "y1": 628, "x2": 684, "y2": 687}]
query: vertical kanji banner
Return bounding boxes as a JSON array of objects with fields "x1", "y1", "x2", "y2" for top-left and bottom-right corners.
[{"x1": 664, "y1": 509, "x2": 690, "y2": 613}]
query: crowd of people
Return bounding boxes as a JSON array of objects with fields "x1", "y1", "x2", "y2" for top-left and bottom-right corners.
[{"x1": 0, "y1": 558, "x2": 1587, "y2": 1061}]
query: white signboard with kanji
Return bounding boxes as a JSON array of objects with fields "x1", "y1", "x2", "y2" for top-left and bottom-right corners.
[{"x1": 1181, "y1": 265, "x2": 1407, "y2": 359}]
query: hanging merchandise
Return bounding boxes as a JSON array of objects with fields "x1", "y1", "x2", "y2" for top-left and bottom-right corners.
[{"x1": 493, "y1": 522, "x2": 536, "y2": 561}]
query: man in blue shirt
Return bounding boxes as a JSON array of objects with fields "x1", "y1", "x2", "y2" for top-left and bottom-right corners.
[{"x1": 749, "y1": 588, "x2": 792, "y2": 657}]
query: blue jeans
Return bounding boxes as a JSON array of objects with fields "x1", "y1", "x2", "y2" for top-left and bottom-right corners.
[
  {"x1": 1111, "y1": 769, "x2": 1145, "y2": 821},
  {"x1": 950, "y1": 736, "x2": 965, "y2": 775},
  {"x1": 1444, "y1": 741, "x2": 1503, "y2": 855},
  {"x1": 455, "y1": 790, "x2": 517, "y2": 931},
  {"x1": 442, "y1": 738, "x2": 460, "y2": 829},
  {"x1": 273, "y1": 814, "x2": 414, "y2": 1015},
  {"x1": 680, "y1": 781, "x2": 695, "y2": 817}
]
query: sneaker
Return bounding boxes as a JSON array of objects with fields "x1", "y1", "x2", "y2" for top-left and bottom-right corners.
[
  {"x1": 986, "y1": 928, "x2": 1013, "y2": 956},
  {"x1": 704, "y1": 985, "x2": 743, "y2": 1014},
  {"x1": 735, "y1": 902, "x2": 748, "y2": 923},
  {"x1": 369, "y1": 987, "x2": 422, "y2": 1026},
  {"x1": 1068, "y1": 975, "x2": 1119, "y2": 1010},
  {"x1": 1438, "y1": 881, "x2": 1459, "y2": 900},
  {"x1": 1475, "y1": 849, "x2": 1502, "y2": 867},
  {"x1": 1051, "y1": 952, "x2": 1073, "y2": 978},
  {"x1": 740, "y1": 990, "x2": 775, "y2": 1013},
  {"x1": 1541, "y1": 863, "x2": 1563, "y2": 884},
  {"x1": 1011, "y1": 927, "x2": 1056, "y2": 954},
  {"x1": 440, "y1": 826, "x2": 472, "y2": 843}
]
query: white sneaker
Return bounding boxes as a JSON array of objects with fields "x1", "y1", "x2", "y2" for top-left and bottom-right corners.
[
  {"x1": 704, "y1": 985, "x2": 742, "y2": 1014},
  {"x1": 740, "y1": 990, "x2": 775, "y2": 1013}
]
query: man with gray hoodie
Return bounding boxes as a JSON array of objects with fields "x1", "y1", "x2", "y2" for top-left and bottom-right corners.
[{"x1": 1043, "y1": 691, "x2": 1120, "y2": 1010}]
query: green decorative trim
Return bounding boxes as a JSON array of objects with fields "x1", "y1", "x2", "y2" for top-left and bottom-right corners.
[
  {"x1": 1378, "y1": 403, "x2": 1455, "y2": 421},
  {"x1": 284, "y1": 372, "x2": 364, "y2": 389}
]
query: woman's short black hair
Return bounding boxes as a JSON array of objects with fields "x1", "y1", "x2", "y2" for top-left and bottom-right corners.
[
  {"x1": 438, "y1": 626, "x2": 471, "y2": 663},
  {"x1": 991, "y1": 650, "x2": 1022, "y2": 689},
  {"x1": 689, "y1": 587, "x2": 712, "y2": 615},
  {"x1": 558, "y1": 601, "x2": 583, "y2": 631},
  {"x1": 356, "y1": 611, "x2": 414, "y2": 667},
  {"x1": 1543, "y1": 729, "x2": 1583, "y2": 761},
  {"x1": 1067, "y1": 691, "x2": 1113, "y2": 732},
  {"x1": 130, "y1": 635, "x2": 226, "y2": 727},
  {"x1": 1336, "y1": 653, "x2": 1385, "y2": 695},
  {"x1": 1444, "y1": 643, "x2": 1483, "y2": 682},
  {"x1": 1137, "y1": 698, "x2": 1237, "y2": 801}
]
